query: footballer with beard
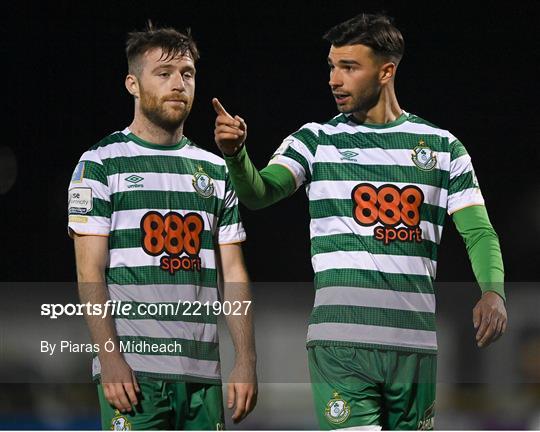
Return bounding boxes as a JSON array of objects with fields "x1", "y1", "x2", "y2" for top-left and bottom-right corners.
[
  {"x1": 67, "y1": 23, "x2": 257, "y2": 430},
  {"x1": 213, "y1": 13, "x2": 506, "y2": 430}
]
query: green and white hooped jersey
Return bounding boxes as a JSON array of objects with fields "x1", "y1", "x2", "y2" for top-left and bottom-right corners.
[
  {"x1": 68, "y1": 128, "x2": 245, "y2": 383},
  {"x1": 269, "y1": 112, "x2": 484, "y2": 354}
]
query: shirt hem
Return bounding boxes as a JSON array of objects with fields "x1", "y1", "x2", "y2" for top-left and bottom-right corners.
[
  {"x1": 93, "y1": 371, "x2": 221, "y2": 385},
  {"x1": 306, "y1": 339, "x2": 437, "y2": 355}
]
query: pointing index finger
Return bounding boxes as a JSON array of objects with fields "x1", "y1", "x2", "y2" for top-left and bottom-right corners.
[{"x1": 212, "y1": 98, "x2": 232, "y2": 118}]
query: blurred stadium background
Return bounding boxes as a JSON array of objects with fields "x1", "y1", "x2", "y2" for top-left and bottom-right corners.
[{"x1": 2, "y1": 0, "x2": 539, "y2": 429}]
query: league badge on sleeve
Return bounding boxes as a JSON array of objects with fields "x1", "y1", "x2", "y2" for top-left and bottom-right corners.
[
  {"x1": 192, "y1": 166, "x2": 215, "y2": 198},
  {"x1": 71, "y1": 161, "x2": 85, "y2": 183},
  {"x1": 412, "y1": 139, "x2": 437, "y2": 171},
  {"x1": 471, "y1": 170, "x2": 480, "y2": 188},
  {"x1": 68, "y1": 188, "x2": 93, "y2": 215},
  {"x1": 272, "y1": 138, "x2": 294, "y2": 158}
]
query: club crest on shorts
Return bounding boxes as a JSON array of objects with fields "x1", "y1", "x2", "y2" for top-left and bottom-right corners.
[
  {"x1": 412, "y1": 139, "x2": 437, "y2": 171},
  {"x1": 324, "y1": 391, "x2": 351, "y2": 424},
  {"x1": 418, "y1": 402, "x2": 435, "y2": 430},
  {"x1": 192, "y1": 166, "x2": 215, "y2": 198},
  {"x1": 111, "y1": 410, "x2": 131, "y2": 430}
]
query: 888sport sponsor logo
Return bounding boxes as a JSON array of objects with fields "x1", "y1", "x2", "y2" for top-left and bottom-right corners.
[
  {"x1": 351, "y1": 183, "x2": 424, "y2": 245},
  {"x1": 140, "y1": 211, "x2": 204, "y2": 274}
]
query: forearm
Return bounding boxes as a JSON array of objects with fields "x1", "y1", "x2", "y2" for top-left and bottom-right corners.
[
  {"x1": 77, "y1": 274, "x2": 122, "y2": 360},
  {"x1": 223, "y1": 268, "x2": 256, "y2": 363},
  {"x1": 453, "y1": 205, "x2": 505, "y2": 300},
  {"x1": 224, "y1": 146, "x2": 296, "y2": 210},
  {"x1": 74, "y1": 236, "x2": 121, "y2": 360}
]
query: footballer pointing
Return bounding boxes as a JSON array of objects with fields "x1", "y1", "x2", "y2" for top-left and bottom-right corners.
[{"x1": 213, "y1": 13, "x2": 506, "y2": 430}]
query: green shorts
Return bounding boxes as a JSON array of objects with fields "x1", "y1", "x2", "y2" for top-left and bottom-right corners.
[
  {"x1": 97, "y1": 378, "x2": 224, "y2": 430},
  {"x1": 308, "y1": 346, "x2": 436, "y2": 430}
]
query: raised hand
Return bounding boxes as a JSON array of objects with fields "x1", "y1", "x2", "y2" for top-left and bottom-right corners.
[{"x1": 213, "y1": 98, "x2": 247, "y2": 156}]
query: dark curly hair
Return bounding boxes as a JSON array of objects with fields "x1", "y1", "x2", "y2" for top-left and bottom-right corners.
[{"x1": 323, "y1": 13, "x2": 404, "y2": 64}]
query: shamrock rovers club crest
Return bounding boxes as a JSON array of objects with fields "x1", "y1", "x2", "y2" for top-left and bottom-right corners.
[
  {"x1": 324, "y1": 391, "x2": 351, "y2": 424},
  {"x1": 192, "y1": 166, "x2": 215, "y2": 198},
  {"x1": 412, "y1": 139, "x2": 437, "y2": 171},
  {"x1": 111, "y1": 410, "x2": 131, "y2": 430}
]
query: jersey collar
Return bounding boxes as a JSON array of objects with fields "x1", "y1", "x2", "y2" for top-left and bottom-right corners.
[
  {"x1": 123, "y1": 127, "x2": 189, "y2": 151},
  {"x1": 345, "y1": 111, "x2": 409, "y2": 129}
]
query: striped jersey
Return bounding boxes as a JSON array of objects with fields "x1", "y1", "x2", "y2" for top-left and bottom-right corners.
[
  {"x1": 68, "y1": 128, "x2": 245, "y2": 383},
  {"x1": 269, "y1": 112, "x2": 484, "y2": 354}
]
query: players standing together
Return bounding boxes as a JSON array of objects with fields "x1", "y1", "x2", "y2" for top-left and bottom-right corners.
[{"x1": 68, "y1": 13, "x2": 506, "y2": 431}]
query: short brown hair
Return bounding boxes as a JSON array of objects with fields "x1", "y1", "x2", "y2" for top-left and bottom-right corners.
[
  {"x1": 126, "y1": 21, "x2": 199, "y2": 76},
  {"x1": 323, "y1": 13, "x2": 404, "y2": 64}
]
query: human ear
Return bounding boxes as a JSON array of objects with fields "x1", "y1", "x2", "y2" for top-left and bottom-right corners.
[
  {"x1": 379, "y1": 62, "x2": 396, "y2": 84},
  {"x1": 125, "y1": 74, "x2": 140, "y2": 98}
]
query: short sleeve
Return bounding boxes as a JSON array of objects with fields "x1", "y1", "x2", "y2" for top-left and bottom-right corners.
[
  {"x1": 216, "y1": 172, "x2": 246, "y2": 244},
  {"x1": 268, "y1": 126, "x2": 317, "y2": 189},
  {"x1": 67, "y1": 152, "x2": 112, "y2": 236},
  {"x1": 447, "y1": 139, "x2": 485, "y2": 214}
]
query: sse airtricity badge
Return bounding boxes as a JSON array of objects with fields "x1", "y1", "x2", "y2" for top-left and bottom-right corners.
[
  {"x1": 111, "y1": 410, "x2": 131, "y2": 430},
  {"x1": 192, "y1": 166, "x2": 214, "y2": 198},
  {"x1": 412, "y1": 139, "x2": 437, "y2": 171},
  {"x1": 324, "y1": 391, "x2": 351, "y2": 425}
]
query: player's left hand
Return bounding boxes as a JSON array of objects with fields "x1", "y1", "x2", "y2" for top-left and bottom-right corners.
[
  {"x1": 227, "y1": 359, "x2": 258, "y2": 423},
  {"x1": 473, "y1": 291, "x2": 507, "y2": 348}
]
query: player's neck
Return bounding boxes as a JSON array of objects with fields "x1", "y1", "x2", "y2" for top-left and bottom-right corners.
[
  {"x1": 353, "y1": 85, "x2": 402, "y2": 125},
  {"x1": 129, "y1": 114, "x2": 184, "y2": 146}
]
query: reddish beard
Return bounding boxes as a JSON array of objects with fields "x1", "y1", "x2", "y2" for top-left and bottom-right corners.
[{"x1": 139, "y1": 88, "x2": 191, "y2": 131}]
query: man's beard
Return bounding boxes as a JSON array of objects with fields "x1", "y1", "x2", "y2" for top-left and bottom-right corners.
[
  {"x1": 338, "y1": 82, "x2": 381, "y2": 115},
  {"x1": 140, "y1": 88, "x2": 191, "y2": 132}
]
